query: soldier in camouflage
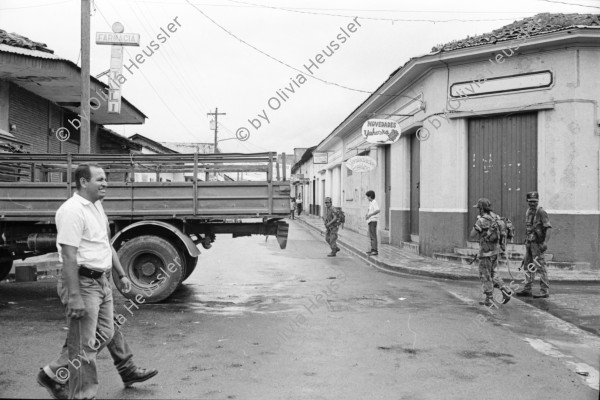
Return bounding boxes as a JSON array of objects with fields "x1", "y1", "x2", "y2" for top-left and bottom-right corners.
[
  {"x1": 323, "y1": 197, "x2": 341, "y2": 257},
  {"x1": 470, "y1": 198, "x2": 512, "y2": 307},
  {"x1": 516, "y1": 191, "x2": 552, "y2": 298}
]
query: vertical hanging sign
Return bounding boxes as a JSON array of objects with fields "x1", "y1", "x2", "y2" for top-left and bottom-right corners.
[
  {"x1": 108, "y1": 45, "x2": 123, "y2": 113},
  {"x1": 96, "y1": 22, "x2": 140, "y2": 114}
]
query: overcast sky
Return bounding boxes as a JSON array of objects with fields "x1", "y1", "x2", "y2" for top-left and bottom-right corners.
[{"x1": 1, "y1": 0, "x2": 598, "y2": 155}]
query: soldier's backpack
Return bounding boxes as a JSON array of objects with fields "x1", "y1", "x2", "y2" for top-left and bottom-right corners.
[
  {"x1": 335, "y1": 207, "x2": 346, "y2": 225},
  {"x1": 484, "y1": 212, "x2": 515, "y2": 251}
]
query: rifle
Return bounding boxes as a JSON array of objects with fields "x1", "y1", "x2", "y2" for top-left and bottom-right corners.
[{"x1": 468, "y1": 254, "x2": 479, "y2": 265}]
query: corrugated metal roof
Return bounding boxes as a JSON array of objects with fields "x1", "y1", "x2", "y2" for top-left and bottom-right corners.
[{"x1": 0, "y1": 43, "x2": 65, "y2": 60}]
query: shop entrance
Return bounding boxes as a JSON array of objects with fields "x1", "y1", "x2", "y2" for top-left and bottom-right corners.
[{"x1": 467, "y1": 112, "x2": 537, "y2": 243}]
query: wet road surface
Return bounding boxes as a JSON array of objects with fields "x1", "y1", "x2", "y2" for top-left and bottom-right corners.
[{"x1": 0, "y1": 220, "x2": 598, "y2": 399}]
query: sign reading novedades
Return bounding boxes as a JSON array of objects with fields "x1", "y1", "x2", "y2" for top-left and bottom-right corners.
[{"x1": 361, "y1": 119, "x2": 401, "y2": 144}]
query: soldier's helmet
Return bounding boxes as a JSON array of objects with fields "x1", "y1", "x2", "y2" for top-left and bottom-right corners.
[
  {"x1": 526, "y1": 191, "x2": 539, "y2": 202},
  {"x1": 472, "y1": 197, "x2": 492, "y2": 209},
  {"x1": 325, "y1": 197, "x2": 332, "y2": 203}
]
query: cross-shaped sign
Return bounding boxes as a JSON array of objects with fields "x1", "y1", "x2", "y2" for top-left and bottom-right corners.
[{"x1": 95, "y1": 22, "x2": 140, "y2": 114}]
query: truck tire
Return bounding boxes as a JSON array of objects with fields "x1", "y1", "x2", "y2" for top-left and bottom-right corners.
[
  {"x1": 115, "y1": 235, "x2": 185, "y2": 303},
  {"x1": 181, "y1": 256, "x2": 198, "y2": 282},
  {"x1": 0, "y1": 251, "x2": 13, "y2": 281}
]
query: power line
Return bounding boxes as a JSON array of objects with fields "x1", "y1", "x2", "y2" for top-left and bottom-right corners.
[
  {"x1": 536, "y1": 0, "x2": 600, "y2": 9},
  {"x1": 120, "y1": 0, "x2": 543, "y2": 14},
  {"x1": 224, "y1": 0, "x2": 520, "y2": 23},
  {"x1": 183, "y1": 0, "x2": 421, "y2": 103},
  {"x1": 94, "y1": 2, "x2": 201, "y2": 141},
  {"x1": 130, "y1": 0, "x2": 218, "y2": 143},
  {"x1": 128, "y1": 0, "x2": 210, "y2": 118}
]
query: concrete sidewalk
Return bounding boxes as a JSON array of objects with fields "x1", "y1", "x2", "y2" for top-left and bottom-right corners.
[{"x1": 294, "y1": 214, "x2": 600, "y2": 283}]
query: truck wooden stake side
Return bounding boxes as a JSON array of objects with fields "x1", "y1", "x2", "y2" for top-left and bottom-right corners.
[{"x1": 0, "y1": 152, "x2": 290, "y2": 302}]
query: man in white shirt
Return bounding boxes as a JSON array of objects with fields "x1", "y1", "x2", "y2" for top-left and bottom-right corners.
[
  {"x1": 37, "y1": 164, "x2": 138, "y2": 399},
  {"x1": 365, "y1": 190, "x2": 380, "y2": 256}
]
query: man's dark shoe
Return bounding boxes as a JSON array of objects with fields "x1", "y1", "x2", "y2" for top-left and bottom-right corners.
[
  {"x1": 533, "y1": 293, "x2": 549, "y2": 299},
  {"x1": 515, "y1": 290, "x2": 533, "y2": 297},
  {"x1": 121, "y1": 367, "x2": 158, "y2": 387},
  {"x1": 37, "y1": 369, "x2": 67, "y2": 399},
  {"x1": 327, "y1": 252, "x2": 336, "y2": 257}
]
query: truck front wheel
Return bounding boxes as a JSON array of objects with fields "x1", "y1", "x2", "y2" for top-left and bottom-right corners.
[
  {"x1": 0, "y1": 251, "x2": 13, "y2": 281},
  {"x1": 115, "y1": 235, "x2": 185, "y2": 303}
]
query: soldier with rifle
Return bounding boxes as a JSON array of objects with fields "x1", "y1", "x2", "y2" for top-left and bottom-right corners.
[
  {"x1": 516, "y1": 191, "x2": 552, "y2": 298},
  {"x1": 470, "y1": 198, "x2": 512, "y2": 306}
]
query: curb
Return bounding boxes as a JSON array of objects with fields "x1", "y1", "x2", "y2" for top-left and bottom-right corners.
[{"x1": 295, "y1": 217, "x2": 600, "y2": 284}]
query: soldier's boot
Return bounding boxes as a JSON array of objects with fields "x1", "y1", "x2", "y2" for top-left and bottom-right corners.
[
  {"x1": 327, "y1": 252, "x2": 336, "y2": 257},
  {"x1": 515, "y1": 288, "x2": 533, "y2": 297},
  {"x1": 481, "y1": 294, "x2": 493, "y2": 307},
  {"x1": 500, "y1": 287, "x2": 512, "y2": 304}
]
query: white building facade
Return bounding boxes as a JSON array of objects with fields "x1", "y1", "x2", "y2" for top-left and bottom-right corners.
[{"x1": 311, "y1": 14, "x2": 600, "y2": 268}]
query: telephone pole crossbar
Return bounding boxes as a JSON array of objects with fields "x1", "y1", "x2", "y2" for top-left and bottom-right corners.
[{"x1": 207, "y1": 108, "x2": 226, "y2": 154}]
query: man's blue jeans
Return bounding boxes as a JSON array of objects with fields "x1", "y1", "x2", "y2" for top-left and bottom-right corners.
[
  {"x1": 54, "y1": 274, "x2": 114, "y2": 399},
  {"x1": 48, "y1": 321, "x2": 136, "y2": 384}
]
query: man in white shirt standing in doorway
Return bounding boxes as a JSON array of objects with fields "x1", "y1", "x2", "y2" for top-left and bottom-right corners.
[{"x1": 365, "y1": 190, "x2": 380, "y2": 256}]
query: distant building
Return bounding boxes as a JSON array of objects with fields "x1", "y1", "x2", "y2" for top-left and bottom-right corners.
[
  {"x1": 129, "y1": 133, "x2": 183, "y2": 182},
  {"x1": 161, "y1": 142, "x2": 214, "y2": 154},
  {"x1": 291, "y1": 146, "x2": 317, "y2": 214}
]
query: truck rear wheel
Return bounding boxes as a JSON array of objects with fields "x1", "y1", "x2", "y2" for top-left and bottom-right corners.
[
  {"x1": 181, "y1": 256, "x2": 198, "y2": 282},
  {"x1": 0, "y1": 251, "x2": 13, "y2": 281},
  {"x1": 115, "y1": 235, "x2": 185, "y2": 303}
]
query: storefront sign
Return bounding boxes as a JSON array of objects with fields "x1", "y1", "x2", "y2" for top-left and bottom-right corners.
[
  {"x1": 450, "y1": 70, "x2": 552, "y2": 97},
  {"x1": 313, "y1": 152, "x2": 328, "y2": 164},
  {"x1": 361, "y1": 119, "x2": 401, "y2": 144},
  {"x1": 345, "y1": 156, "x2": 377, "y2": 172}
]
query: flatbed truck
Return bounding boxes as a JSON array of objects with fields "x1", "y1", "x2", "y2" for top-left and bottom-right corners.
[{"x1": 0, "y1": 152, "x2": 290, "y2": 302}]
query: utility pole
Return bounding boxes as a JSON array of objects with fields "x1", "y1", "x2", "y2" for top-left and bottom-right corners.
[
  {"x1": 80, "y1": 0, "x2": 91, "y2": 153},
  {"x1": 207, "y1": 108, "x2": 226, "y2": 154}
]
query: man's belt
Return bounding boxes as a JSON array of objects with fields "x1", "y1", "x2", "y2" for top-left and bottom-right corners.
[{"x1": 79, "y1": 265, "x2": 107, "y2": 280}]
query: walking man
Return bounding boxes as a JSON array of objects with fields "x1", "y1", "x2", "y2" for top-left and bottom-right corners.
[
  {"x1": 365, "y1": 190, "x2": 380, "y2": 256},
  {"x1": 470, "y1": 198, "x2": 512, "y2": 306},
  {"x1": 290, "y1": 197, "x2": 296, "y2": 220},
  {"x1": 323, "y1": 197, "x2": 341, "y2": 257},
  {"x1": 37, "y1": 164, "x2": 155, "y2": 399},
  {"x1": 516, "y1": 191, "x2": 552, "y2": 298},
  {"x1": 296, "y1": 194, "x2": 303, "y2": 216}
]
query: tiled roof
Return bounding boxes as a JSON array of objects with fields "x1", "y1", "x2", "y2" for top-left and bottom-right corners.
[
  {"x1": 0, "y1": 29, "x2": 53, "y2": 53},
  {"x1": 432, "y1": 13, "x2": 600, "y2": 53}
]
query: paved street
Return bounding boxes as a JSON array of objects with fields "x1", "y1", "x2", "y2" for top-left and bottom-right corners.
[{"x1": 1, "y1": 220, "x2": 598, "y2": 399}]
